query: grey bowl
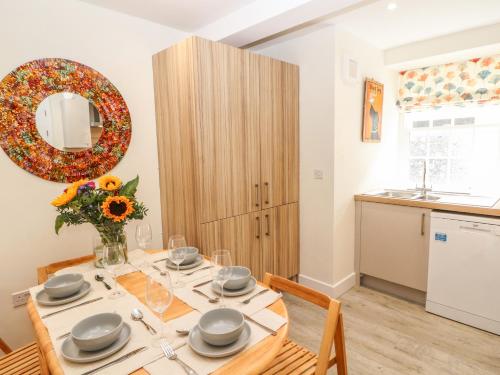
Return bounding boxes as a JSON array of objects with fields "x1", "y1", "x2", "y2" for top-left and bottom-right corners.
[
  {"x1": 222, "y1": 266, "x2": 251, "y2": 290},
  {"x1": 175, "y1": 247, "x2": 199, "y2": 265},
  {"x1": 198, "y1": 308, "x2": 244, "y2": 346},
  {"x1": 44, "y1": 273, "x2": 84, "y2": 299},
  {"x1": 71, "y1": 313, "x2": 123, "y2": 352}
]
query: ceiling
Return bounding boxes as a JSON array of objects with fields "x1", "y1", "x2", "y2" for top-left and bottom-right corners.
[
  {"x1": 330, "y1": 0, "x2": 500, "y2": 50},
  {"x1": 79, "y1": 0, "x2": 255, "y2": 31}
]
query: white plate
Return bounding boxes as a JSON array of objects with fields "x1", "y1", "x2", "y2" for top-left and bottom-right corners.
[
  {"x1": 36, "y1": 281, "x2": 91, "y2": 306},
  {"x1": 166, "y1": 255, "x2": 204, "y2": 270},
  {"x1": 61, "y1": 323, "x2": 131, "y2": 363},
  {"x1": 188, "y1": 322, "x2": 250, "y2": 358},
  {"x1": 211, "y1": 277, "x2": 256, "y2": 297}
]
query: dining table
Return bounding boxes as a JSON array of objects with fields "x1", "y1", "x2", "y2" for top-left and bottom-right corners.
[{"x1": 28, "y1": 250, "x2": 289, "y2": 374}]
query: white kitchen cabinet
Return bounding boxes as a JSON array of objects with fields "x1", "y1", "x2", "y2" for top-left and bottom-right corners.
[{"x1": 359, "y1": 202, "x2": 431, "y2": 291}]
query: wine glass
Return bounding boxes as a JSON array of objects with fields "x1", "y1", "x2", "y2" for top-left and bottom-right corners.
[
  {"x1": 135, "y1": 222, "x2": 152, "y2": 250},
  {"x1": 167, "y1": 234, "x2": 187, "y2": 288},
  {"x1": 102, "y1": 243, "x2": 126, "y2": 299},
  {"x1": 145, "y1": 273, "x2": 174, "y2": 346},
  {"x1": 211, "y1": 250, "x2": 232, "y2": 307}
]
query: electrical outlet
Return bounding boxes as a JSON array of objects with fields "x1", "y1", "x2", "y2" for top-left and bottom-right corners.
[
  {"x1": 12, "y1": 290, "x2": 30, "y2": 307},
  {"x1": 313, "y1": 169, "x2": 324, "y2": 180}
]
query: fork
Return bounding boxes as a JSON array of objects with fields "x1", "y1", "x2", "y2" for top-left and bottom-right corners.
[{"x1": 160, "y1": 339, "x2": 198, "y2": 375}]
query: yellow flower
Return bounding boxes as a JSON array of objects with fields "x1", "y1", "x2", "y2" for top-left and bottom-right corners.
[
  {"x1": 102, "y1": 196, "x2": 134, "y2": 222},
  {"x1": 99, "y1": 175, "x2": 122, "y2": 191},
  {"x1": 50, "y1": 179, "x2": 88, "y2": 207},
  {"x1": 51, "y1": 185, "x2": 78, "y2": 206}
]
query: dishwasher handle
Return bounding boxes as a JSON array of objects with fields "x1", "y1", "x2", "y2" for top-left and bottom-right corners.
[{"x1": 459, "y1": 225, "x2": 492, "y2": 234}]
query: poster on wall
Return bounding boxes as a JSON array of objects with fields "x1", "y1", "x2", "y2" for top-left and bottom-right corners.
[{"x1": 362, "y1": 79, "x2": 384, "y2": 143}]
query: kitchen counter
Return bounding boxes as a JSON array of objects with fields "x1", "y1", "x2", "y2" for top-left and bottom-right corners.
[{"x1": 355, "y1": 193, "x2": 500, "y2": 217}]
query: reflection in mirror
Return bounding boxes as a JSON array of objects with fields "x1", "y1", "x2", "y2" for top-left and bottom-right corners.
[{"x1": 35, "y1": 93, "x2": 103, "y2": 152}]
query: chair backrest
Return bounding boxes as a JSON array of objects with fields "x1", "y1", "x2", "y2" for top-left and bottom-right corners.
[
  {"x1": 38, "y1": 254, "x2": 95, "y2": 284},
  {"x1": 263, "y1": 273, "x2": 345, "y2": 375},
  {"x1": 0, "y1": 338, "x2": 12, "y2": 354}
]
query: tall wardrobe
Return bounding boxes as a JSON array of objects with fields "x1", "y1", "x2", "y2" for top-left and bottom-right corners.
[{"x1": 152, "y1": 36, "x2": 299, "y2": 281}]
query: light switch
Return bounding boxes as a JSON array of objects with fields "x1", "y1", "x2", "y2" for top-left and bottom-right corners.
[{"x1": 313, "y1": 169, "x2": 323, "y2": 180}]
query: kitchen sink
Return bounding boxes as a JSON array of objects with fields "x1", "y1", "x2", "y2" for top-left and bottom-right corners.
[
  {"x1": 371, "y1": 190, "x2": 441, "y2": 201},
  {"x1": 376, "y1": 190, "x2": 419, "y2": 199}
]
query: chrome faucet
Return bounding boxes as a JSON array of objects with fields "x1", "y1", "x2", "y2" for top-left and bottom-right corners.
[{"x1": 417, "y1": 160, "x2": 432, "y2": 198}]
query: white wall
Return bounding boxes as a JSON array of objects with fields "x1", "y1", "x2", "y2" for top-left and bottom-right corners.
[
  {"x1": 256, "y1": 25, "x2": 399, "y2": 295},
  {"x1": 332, "y1": 27, "x2": 399, "y2": 287},
  {"x1": 0, "y1": 0, "x2": 187, "y2": 347}
]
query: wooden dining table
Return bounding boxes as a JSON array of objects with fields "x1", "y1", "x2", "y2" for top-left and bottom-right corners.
[{"x1": 28, "y1": 252, "x2": 289, "y2": 374}]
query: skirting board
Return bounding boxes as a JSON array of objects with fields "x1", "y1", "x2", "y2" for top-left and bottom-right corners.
[{"x1": 298, "y1": 272, "x2": 355, "y2": 298}]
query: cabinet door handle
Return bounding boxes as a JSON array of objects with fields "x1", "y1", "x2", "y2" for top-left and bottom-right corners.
[
  {"x1": 264, "y1": 182, "x2": 270, "y2": 205},
  {"x1": 265, "y1": 214, "x2": 271, "y2": 236},
  {"x1": 421, "y1": 213, "x2": 425, "y2": 236},
  {"x1": 254, "y1": 184, "x2": 260, "y2": 207},
  {"x1": 255, "y1": 216, "x2": 261, "y2": 239}
]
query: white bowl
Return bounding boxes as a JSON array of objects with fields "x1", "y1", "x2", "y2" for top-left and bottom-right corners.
[
  {"x1": 71, "y1": 313, "x2": 123, "y2": 352},
  {"x1": 198, "y1": 308, "x2": 244, "y2": 346},
  {"x1": 223, "y1": 266, "x2": 251, "y2": 290},
  {"x1": 44, "y1": 273, "x2": 84, "y2": 299}
]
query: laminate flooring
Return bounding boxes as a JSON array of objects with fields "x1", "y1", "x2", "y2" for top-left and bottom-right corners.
[{"x1": 283, "y1": 286, "x2": 500, "y2": 375}]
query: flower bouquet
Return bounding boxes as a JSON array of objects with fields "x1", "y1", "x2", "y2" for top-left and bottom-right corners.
[{"x1": 52, "y1": 175, "x2": 148, "y2": 263}]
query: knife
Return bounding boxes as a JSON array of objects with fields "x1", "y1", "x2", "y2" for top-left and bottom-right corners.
[
  {"x1": 243, "y1": 313, "x2": 278, "y2": 336},
  {"x1": 192, "y1": 279, "x2": 213, "y2": 288},
  {"x1": 153, "y1": 257, "x2": 168, "y2": 263},
  {"x1": 81, "y1": 346, "x2": 148, "y2": 375},
  {"x1": 41, "y1": 297, "x2": 103, "y2": 319}
]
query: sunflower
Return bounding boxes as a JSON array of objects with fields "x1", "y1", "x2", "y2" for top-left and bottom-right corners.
[
  {"x1": 102, "y1": 196, "x2": 134, "y2": 222},
  {"x1": 51, "y1": 185, "x2": 78, "y2": 207},
  {"x1": 99, "y1": 175, "x2": 122, "y2": 191}
]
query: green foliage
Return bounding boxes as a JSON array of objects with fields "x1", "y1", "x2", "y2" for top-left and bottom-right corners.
[{"x1": 53, "y1": 176, "x2": 148, "y2": 234}]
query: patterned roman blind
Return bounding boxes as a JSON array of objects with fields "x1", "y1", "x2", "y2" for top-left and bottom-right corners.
[{"x1": 397, "y1": 55, "x2": 500, "y2": 111}]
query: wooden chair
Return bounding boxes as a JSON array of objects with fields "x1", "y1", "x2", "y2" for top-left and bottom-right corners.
[
  {"x1": 37, "y1": 254, "x2": 95, "y2": 284},
  {"x1": 260, "y1": 273, "x2": 348, "y2": 375},
  {"x1": 0, "y1": 337, "x2": 42, "y2": 375}
]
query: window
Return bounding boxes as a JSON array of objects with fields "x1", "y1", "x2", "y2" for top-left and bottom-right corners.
[{"x1": 402, "y1": 104, "x2": 500, "y2": 195}]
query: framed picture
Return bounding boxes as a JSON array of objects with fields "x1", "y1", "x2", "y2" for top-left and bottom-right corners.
[{"x1": 362, "y1": 79, "x2": 384, "y2": 142}]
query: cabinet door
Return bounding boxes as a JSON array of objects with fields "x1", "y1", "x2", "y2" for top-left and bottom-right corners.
[
  {"x1": 360, "y1": 202, "x2": 430, "y2": 291},
  {"x1": 261, "y1": 203, "x2": 299, "y2": 279},
  {"x1": 201, "y1": 211, "x2": 262, "y2": 280},
  {"x1": 196, "y1": 39, "x2": 260, "y2": 223},
  {"x1": 259, "y1": 57, "x2": 299, "y2": 209}
]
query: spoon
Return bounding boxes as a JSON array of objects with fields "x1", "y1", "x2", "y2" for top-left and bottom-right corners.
[
  {"x1": 176, "y1": 329, "x2": 190, "y2": 336},
  {"x1": 152, "y1": 264, "x2": 167, "y2": 276},
  {"x1": 95, "y1": 274, "x2": 112, "y2": 290},
  {"x1": 192, "y1": 289, "x2": 219, "y2": 303},
  {"x1": 131, "y1": 308, "x2": 157, "y2": 335}
]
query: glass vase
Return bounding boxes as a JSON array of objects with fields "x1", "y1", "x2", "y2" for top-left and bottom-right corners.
[{"x1": 93, "y1": 226, "x2": 128, "y2": 267}]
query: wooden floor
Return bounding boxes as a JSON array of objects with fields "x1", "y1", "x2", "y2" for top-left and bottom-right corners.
[{"x1": 284, "y1": 286, "x2": 500, "y2": 375}]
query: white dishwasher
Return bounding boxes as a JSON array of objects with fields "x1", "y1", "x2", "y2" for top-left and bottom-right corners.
[{"x1": 426, "y1": 211, "x2": 500, "y2": 335}]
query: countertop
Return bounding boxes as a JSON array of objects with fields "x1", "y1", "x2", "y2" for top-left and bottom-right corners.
[{"x1": 355, "y1": 193, "x2": 500, "y2": 217}]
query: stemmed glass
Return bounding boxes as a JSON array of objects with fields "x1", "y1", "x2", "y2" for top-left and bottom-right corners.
[
  {"x1": 102, "y1": 243, "x2": 126, "y2": 299},
  {"x1": 211, "y1": 250, "x2": 232, "y2": 307},
  {"x1": 135, "y1": 222, "x2": 152, "y2": 250},
  {"x1": 145, "y1": 273, "x2": 174, "y2": 347},
  {"x1": 167, "y1": 234, "x2": 187, "y2": 288}
]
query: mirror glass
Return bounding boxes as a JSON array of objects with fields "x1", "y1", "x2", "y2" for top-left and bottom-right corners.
[{"x1": 35, "y1": 93, "x2": 103, "y2": 152}]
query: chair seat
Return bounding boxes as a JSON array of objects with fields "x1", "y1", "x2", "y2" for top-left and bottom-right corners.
[
  {"x1": 0, "y1": 342, "x2": 41, "y2": 375},
  {"x1": 261, "y1": 339, "x2": 319, "y2": 375}
]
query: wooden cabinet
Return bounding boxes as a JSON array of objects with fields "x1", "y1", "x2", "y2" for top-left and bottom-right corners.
[
  {"x1": 259, "y1": 57, "x2": 299, "y2": 209},
  {"x1": 153, "y1": 36, "x2": 299, "y2": 280},
  {"x1": 359, "y1": 202, "x2": 430, "y2": 291},
  {"x1": 202, "y1": 203, "x2": 298, "y2": 280}
]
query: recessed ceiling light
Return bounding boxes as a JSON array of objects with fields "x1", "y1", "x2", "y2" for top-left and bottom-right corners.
[{"x1": 387, "y1": 2, "x2": 397, "y2": 11}]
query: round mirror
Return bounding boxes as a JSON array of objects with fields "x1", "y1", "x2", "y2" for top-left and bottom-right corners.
[{"x1": 35, "y1": 92, "x2": 103, "y2": 152}]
